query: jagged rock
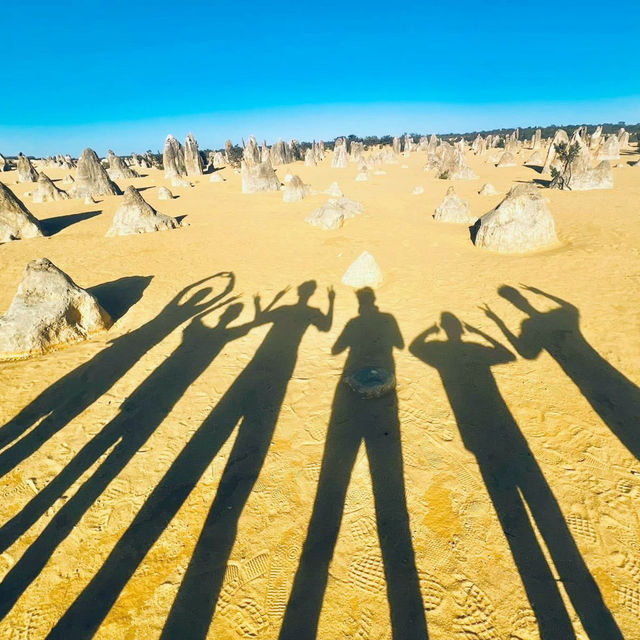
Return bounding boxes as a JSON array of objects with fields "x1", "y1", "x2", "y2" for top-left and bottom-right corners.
[
  {"x1": 478, "y1": 183, "x2": 498, "y2": 196},
  {"x1": 283, "y1": 175, "x2": 309, "y2": 202},
  {"x1": 32, "y1": 173, "x2": 69, "y2": 203},
  {"x1": 331, "y1": 139, "x2": 348, "y2": 168},
  {"x1": 163, "y1": 135, "x2": 186, "y2": 178},
  {"x1": 71, "y1": 148, "x2": 122, "y2": 199},
  {"x1": 596, "y1": 135, "x2": 620, "y2": 161},
  {"x1": 497, "y1": 151, "x2": 517, "y2": 167},
  {"x1": 158, "y1": 186, "x2": 173, "y2": 200},
  {"x1": 209, "y1": 172, "x2": 225, "y2": 183},
  {"x1": 304, "y1": 148, "x2": 316, "y2": 166},
  {"x1": 430, "y1": 145, "x2": 477, "y2": 180},
  {"x1": 542, "y1": 129, "x2": 569, "y2": 173},
  {"x1": 62, "y1": 174, "x2": 75, "y2": 185},
  {"x1": 330, "y1": 197, "x2": 363, "y2": 219},
  {"x1": 241, "y1": 159, "x2": 280, "y2": 193},
  {"x1": 106, "y1": 186, "x2": 182, "y2": 237},
  {"x1": 0, "y1": 258, "x2": 112, "y2": 360},
  {"x1": 564, "y1": 157, "x2": 613, "y2": 191},
  {"x1": 474, "y1": 184, "x2": 557, "y2": 253},
  {"x1": 184, "y1": 132, "x2": 204, "y2": 176},
  {"x1": 342, "y1": 251, "x2": 383, "y2": 288},
  {"x1": 211, "y1": 151, "x2": 225, "y2": 169},
  {"x1": 16, "y1": 154, "x2": 39, "y2": 183},
  {"x1": 243, "y1": 136, "x2": 261, "y2": 167},
  {"x1": 270, "y1": 139, "x2": 291, "y2": 166},
  {"x1": 326, "y1": 181, "x2": 343, "y2": 197},
  {"x1": 355, "y1": 171, "x2": 368, "y2": 182},
  {"x1": 290, "y1": 139, "x2": 303, "y2": 161},
  {"x1": 413, "y1": 186, "x2": 424, "y2": 195},
  {"x1": 0, "y1": 182, "x2": 44, "y2": 243},
  {"x1": 107, "y1": 150, "x2": 139, "y2": 180},
  {"x1": 433, "y1": 187, "x2": 474, "y2": 223},
  {"x1": 350, "y1": 142, "x2": 364, "y2": 163},
  {"x1": 525, "y1": 151, "x2": 544, "y2": 166}
]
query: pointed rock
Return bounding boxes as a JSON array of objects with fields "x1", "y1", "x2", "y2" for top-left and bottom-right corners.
[
  {"x1": 496, "y1": 151, "x2": 517, "y2": 167},
  {"x1": 71, "y1": 148, "x2": 122, "y2": 199},
  {"x1": 241, "y1": 159, "x2": 280, "y2": 193},
  {"x1": 163, "y1": 135, "x2": 186, "y2": 178},
  {"x1": 106, "y1": 186, "x2": 182, "y2": 237},
  {"x1": 283, "y1": 175, "x2": 309, "y2": 202},
  {"x1": 32, "y1": 173, "x2": 70, "y2": 203},
  {"x1": 158, "y1": 186, "x2": 173, "y2": 200},
  {"x1": 326, "y1": 181, "x2": 343, "y2": 197},
  {"x1": 16, "y1": 153, "x2": 39, "y2": 183},
  {"x1": 209, "y1": 172, "x2": 225, "y2": 183},
  {"x1": 433, "y1": 187, "x2": 475, "y2": 223},
  {"x1": 184, "y1": 132, "x2": 204, "y2": 176},
  {"x1": 525, "y1": 151, "x2": 544, "y2": 166},
  {"x1": 474, "y1": 185, "x2": 557, "y2": 253},
  {"x1": 107, "y1": 150, "x2": 139, "y2": 180},
  {"x1": 0, "y1": 182, "x2": 44, "y2": 243},
  {"x1": 0, "y1": 258, "x2": 112, "y2": 360},
  {"x1": 478, "y1": 183, "x2": 498, "y2": 196},
  {"x1": 342, "y1": 251, "x2": 383, "y2": 288}
]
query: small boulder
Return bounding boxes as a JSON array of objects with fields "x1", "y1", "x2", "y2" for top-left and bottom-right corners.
[
  {"x1": 0, "y1": 258, "x2": 112, "y2": 360},
  {"x1": 158, "y1": 186, "x2": 174, "y2": 200},
  {"x1": 326, "y1": 181, "x2": 343, "y2": 197},
  {"x1": 412, "y1": 186, "x2": 424, "y2": 195},
  {"x1": 0, "y1": 182, "x2": 44, "y2": 243},
  {"x1": 209, "y1": 172, "x2": 225, "y2": 183},
  {"x1": 342, "y1": 251, "x2": 383, "y2": 288},
  {"x1": 433, "y1": 187, "x2": 474, "y2": 223},
  {"x1": 283, "y1": 175, "x2": 309, "y2": 202},
  {"x1": 525, "y1": 151, "x2": 544, "y2": 166},
  {"x1": 106, "y1": 186, "x2": 182, "y2": 237},
  {"x1": 496, "y1": 151, "x2": 517, "y2": 167},
  {"x1": 32, "y1": 173, "x2": 70, "y2": 203},
  {"x1": 478, "y1": 183, "x2": 498, "y2": 196},
  {"x1": 474, "y1": 184, "x2": 557, "y2": 253}
]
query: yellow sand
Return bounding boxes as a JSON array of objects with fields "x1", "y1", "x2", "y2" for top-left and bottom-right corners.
[{"x1": 0, "y1": 148, "x2": 639, "y2": 639}]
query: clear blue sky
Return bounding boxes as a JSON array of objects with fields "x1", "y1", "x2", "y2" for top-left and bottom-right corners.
[{"x1": 2, "y1": 0, "x2": 638, "y2": 156}]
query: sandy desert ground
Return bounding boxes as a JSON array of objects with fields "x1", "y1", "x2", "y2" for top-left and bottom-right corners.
[{"x1": 0, "y1": 146, "x2": 639, "y2": 639}]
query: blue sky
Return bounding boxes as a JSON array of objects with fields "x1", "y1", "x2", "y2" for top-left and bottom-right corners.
[{"x1": 2, "y1": 0, "x2": 638, "y2": 156}]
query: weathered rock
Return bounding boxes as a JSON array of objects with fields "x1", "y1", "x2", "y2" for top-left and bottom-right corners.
[
  {"x1": 542, "y1": 129, "x2": 569, "y2": 173},
  {"x1": 474, "y1": 184, "x2": 557, "y2": 253},
  {"x1": 305, "y1": 205, "x2": 344, "y2": 230},
  {"x1": 478, "y1": 183, "x2": 498, "y2": 196},
  {"x1": 243, "y1": 136, "x2": 261, "y2": 167},
  {"x1": 170, "y1": 176, "x2": 191, "y2": 187},
  {"x1": 412, "y1": 186, "x2": 424, "y2": 195},
  {"x1": 0, "y1": 154, "x2": 9, "y2": 172},
  {"x1": 0, "y1": 182, "x2": 44, "y2": 243},
  {"x1": 71, "y1": 148, "x2": 122, "y2": 199},
  {"x1": 355, "y1": 171, "x2": 369, "y2": 182},
  {"x1": 497, "y1": 151, "x2": 517, "y2": 167},
  {"x1": 342, "y1": 251, "x2": 383, "y2": 288},
  {"x1": 32, "y1": 173, "x2": 70, "y2": 203},
  {"x1": 304, "y1": 148, "x2": 316, "y2": 166},
  {"x1": 282, "y1": 175, "x2": 309, "y2": 202},
  {"x1": 392, "y1": 136, "x2": 401, "y2": 156},
  {"x1": 106, "y1": 186, "x2": 182, "y2": 237},
  {"x1": 209, "y1": 172, "x2": 225, "y2": 183},
  {"x1": 62, "y1": 174, "x2": 75, "y2": 185},
  {"x1": 329, "y1": 197, "x2": 363, "y2": 219},
  {"x1": 326, "y1": 181, "x2": 343, "y2": 197},
  {"x1": 157, "y1": 186, "x2": 173, "y2": 200},
  {"x1": 16, "y1": 154, "x2": 38, "y2": 183},
  {"x1": 241, "y1": 159, "x2": 280, "y2": 193},
  {"x1": 564, "y1": 158, "x2": 613, "y2": 191},
  {"x1": 0, "y1": 258, "x2": 112, "y2": 360},
  {"x1": 270, "y1": 139, "x2": 291, "y2": 166},
  {"x1": 163, "y1": 135, "x2": 186, "y2": 178},
  {"x1": 430, "y1": 145, "x2": 477, "y2": 180},
  {"x1": 107, "y1": 150, "x2": 139, "y2": 180},
  {"x1": 331, "y1": 139, "x2": 348, "y2": 168},
  {"x1": 433, "y1": 187, "x2": 474, "y2": 223},
  {"x1": 184, "y1": 132, "x2": 204, "y2": 176},
  {"x1": 525, "y1": 151, "x2": 544, "y2": 166},
  {"x1": 596, "y1": 135, "x2": 620, "y2": 161}
]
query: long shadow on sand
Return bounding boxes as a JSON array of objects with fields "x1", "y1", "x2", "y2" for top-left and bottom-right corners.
[
  {"x1": 485, "y1": 285, "x2": 640, "y2": 462},
  {"x1": 40, "y1": 210, "x2": 102, "y2": 235},
  {"x1": 0, "y1": 275, "x2": 228, "y2": 480},
  {"x1": 0, "y1": 276, "x2": 241, "y2": 620},
  {"x1": 88, "y1": 274, "x2": 153, "y2": 321},
  {"x1": 279, "y1": 288, "x2": 428, "y2": 640},
  {"x1": 46, "y1": 281, "x2": 334, "y2": 639},
  {"x1": 410, "y1": 313, "x2": 623, "y2": 640}
]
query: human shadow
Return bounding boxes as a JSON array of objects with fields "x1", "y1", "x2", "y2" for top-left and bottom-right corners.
[
  {"x1": 88, "y1": 274, "x2": 153, "y2": 321},
  {"x1": 40, "y1": 210, "x2": 102, "y2": 235},
  {"x1": 0, "y1": 274, "x2": 232, "y2": 479},
  {"x1": 485, "y1": 285, "x2": 640, "y2": 462},
  {"x1": 410, "y1": 313, "x2": 623, "y2": 640},
  {"x1": 47, "y1": 281, "x2": 335, "y2": 639},
  {"x1": 279, "y1": 288, "x2": 427, "y2": 640},
  {"x1": 0, "y1": 288, "x2": 247, "y2": 620}
]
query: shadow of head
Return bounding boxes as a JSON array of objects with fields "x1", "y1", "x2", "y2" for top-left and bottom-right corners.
[
  {"x1": 441, "y1": 312, "x2": 463, "y2": 340},
  {"x1": 219, "y1": 302, "x2": 244, "y2": 325},
  {"x1": 498, "y1": 285, "x2": 535, "y2": 314},
  {"x1": 356, "y1": 287, "x2": 377, "y2": 313},
  {"x1": 89, "y1": 275, "x2": 153, "y2": 321},
  {"x1": 297, "y1": 280, "x2": 317, "y2": 302}
]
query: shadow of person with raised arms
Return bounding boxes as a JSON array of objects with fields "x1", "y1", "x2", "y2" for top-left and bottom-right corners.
[
  {"x1": 0, "y1": 273, "x2": 232, "y2": 479},
  {"x1": 410, "y1": 313, "x2": 623, "y2": 640},
  {"x1": 48, "y1": 281, "x2": 334, "y2": 640},
  {"x1": 485, "y1": 284, "x2": 640, "y2": 461},
  {"x1": 0, "y1": 278, "x2": 245, "y2": 619},
  {"x1": 279, "y1": 288, "x2": 428, "y2": 640}
]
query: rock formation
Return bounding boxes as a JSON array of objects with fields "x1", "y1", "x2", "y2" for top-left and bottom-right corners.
[
  {"x1": 163, "y1": 135, "x2": 186, "y2": 178},
  {"x1": 478, "y1": 183, "x2": 498, "y2": 196},
  {"x1": 433, "y1": 187, "x2": 475, "y2": 223},
  {"x1": 31, "y1": 173, "x2": 70, "y2": 203},
  {"x1": 0, "y1": 154, "x2": 9, "y2": 172},
  {"x1": 428, "y1": 145, "x2": 477, "y2": 180},
  {"x1": 71, "y1": 148, "x2": 122, "y2": 199},
  {"x1": 542, "y1": 129, "x2": 569, "y2": 173},
  {"x1": 342, "y1": 251, "x2": 383, "y2": 288},
  {"x1": 106, "y1": 186, "x2": 182, "y2": 237},
  {"x1": 304, "y1": 148, "x2": 316, "y2": 166},
  {"x1": 107, "y1": 150, "x2": 139, "y2": 180},
  {"x1": 305, "y1": 197, "x2": 363, "y2": 230},
  {"x1": 326, "y1": 181, "x2": 343, "y2": 197},
  {"x1": 525, "y1": 151, "x2": 544, "y2": 166},
  {"x1": 331, "y1": 139, "x2": 348, "y2": 168},
  {"x1": 497, "y1": 151, "x2": 517, "y2": 167},
  {"x1": 157, "y1": 186, "x2": 173, "y2": 200},
  {"x1": 0, "y1": 182, "x2": 44, "y2": 243},
  {"x1": 597, "y1": 135, "x2": 620, "y2": 161},
  {"x1": 241, "y1": 159, "x2": 280, "y2": 193},
  {"x1": 209, "y1": 172, "x2": 225, "y2": 183},
  {"x1": 16, "y1": 154, "x2": 39, "y2": 183},
  {"x1": 412, "y1": 186, "x2": 424, "y2": 195},
  {"x1": 474, "y1": 185, "x2": 557, "y2": 253},
  {"x1": 563, "y1": 157, "x2": 613, "y2": 191},
  {"x1": 355, "y1": 170, "x2": 369, "y2": 182},
  {"x1": 282, "y1": 175, "x2": 309, "y2": 202},
  {"x1": 0, "y1": 258, "x2": 112, "y2": 360},
  {"x1": 184, "y1": 132, "x2": 204, "y2": 176}
]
